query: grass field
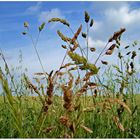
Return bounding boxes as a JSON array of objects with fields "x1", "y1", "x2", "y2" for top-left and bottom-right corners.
[
  {"x1": 0, "y1": 95, "x2": 140, "y2": 138},
  {"x1": 0, "y1": 10, "x2": 140, "y2": 138}
]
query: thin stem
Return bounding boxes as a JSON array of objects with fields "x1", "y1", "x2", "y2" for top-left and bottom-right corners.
[
  {"x1": 27, "y1": 30, "x2": 49, "y2": 82},
  {"x1": 0, "y1": 48, "x2": 19, "y2": 99},
  {"x1": 69, "y1": 27, "x2": 86, "y2": 57},
  {"x1": 86, "y1": 23, "x2": 89, "y2": 61},
  {"x1": 94, "y1": 42, "x2": 109, "y2": 65}
]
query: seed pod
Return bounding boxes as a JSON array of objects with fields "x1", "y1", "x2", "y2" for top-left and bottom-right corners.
[
  {"x1": 131, "y1": 51, "x2": 136, "y2": 59},
  {"x1": 24, "y1": 22, "x2": 29, "y2": 28},
  {"x1": 126, "y1": 51, "x2": 131, "y2": 55},
  {"x1": 101, "y1": 60, "x2": 108, "y2": 65},
  {"x1": 61, "y1": 45, "x2": 67, "y2": 49},
  {"x1": 85, "y1": 11, "x2": 90, "y2": 23},
  {"x1": 93, "y1": 89, "x2": 97, "y2": 97},
  {"x1": 90, "y1": 48, "x2": 96, "y2": 52},
  {"x1": 105, "y1": 44, "x2": 116, "y2": 55},
  {"x1": 109, "y1": 44, "x2": 116, "y2": 50},
  {"x1": 90, "y1": 19, "x2": 94, "y2": 27},
  {"x1": 22, "y1": 32, "x2": 27, "y2": 35},
  {"x1": 130, "y1": 62, "x2": 134, "y2": 70},
  {"x1": 82, "y1": 32, "x2": 87, "y2": 38},
  {"x1": 125, "y1": 45, "x2": 129, "y2": 49},
  {"x1": 105, "y1": 50, "x2": 113, "y2": 55},
  {"x1": 118, "y1": 52, "x2": 123, "y2": 59}
]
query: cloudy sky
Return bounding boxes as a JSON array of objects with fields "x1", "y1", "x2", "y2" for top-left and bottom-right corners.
[{"x1": 0, "y1": 1, "x2": 140, "y2": 77}]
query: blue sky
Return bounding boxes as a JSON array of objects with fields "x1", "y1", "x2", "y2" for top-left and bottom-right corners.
[{"x1": 0, "y1": 1, "x2": 140, "y2": 77}]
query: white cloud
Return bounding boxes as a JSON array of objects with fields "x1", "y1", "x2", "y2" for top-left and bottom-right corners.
[
  {"x1": 92, "y1": 21, "x2": 102, "y2": 32},
  {"x1": 105, "y1": 6, "x2": 140, "y2": 26},
  {"x1": 88, "y1": 36, "x2": 106, "y2": 48},
  {"x1": 39, "y1": 8, "x2": 64, "y2": 23},
  {"x1": 90, "y1": 3, "x2": 140, "y2": 43},
  {"x1": 26, "y1": 2, "x2": 42, "y2": 14}
]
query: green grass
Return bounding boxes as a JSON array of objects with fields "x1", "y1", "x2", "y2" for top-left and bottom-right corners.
[
  {"x1": 0, "y1": 95, "x2": 140, "y2": 138},
  {"x1": 0, "y1": 10, "x2": 140, "y2": 138}
]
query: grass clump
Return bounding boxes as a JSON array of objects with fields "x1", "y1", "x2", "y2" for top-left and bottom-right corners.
[{"x1": 0, "y1": 11, "x2": 140, "y2": 138}]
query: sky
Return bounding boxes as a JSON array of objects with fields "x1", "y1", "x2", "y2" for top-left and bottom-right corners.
[{"x1": 0, "y1": 1, "x2": 140, "y2": 78}]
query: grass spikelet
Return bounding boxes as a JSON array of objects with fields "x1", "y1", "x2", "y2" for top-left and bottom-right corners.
[
  {"x1": 126, "y1": 51, "x2": 131, "y2": 55},
  {"x1": 46, "y1": 73, "x2": 54, "y2": 105},
  {"x1": 101, "y1": 60, "x2": 108, "y2": 65},
  {"x1": 80, "y1": 124, "x2": 93, "y2": 133},
  {"x1": 90, "y1": 19, "x2": 94, "y2": 27},
  {"x1": 113, "y1": 116, "x2": 125, "y2": 132},
  {"x1": 125, "y1": 45, "x2": 129, "y2": 49},
  {"x1": 131, "y1": 51, "x2": 136, "y2": 59},
  {"x1": 71, "y1": 24, "x2": 82, "y2": 44},
  {"x1": 61, "y1": 73, "x2": 73, "y2": 111},
  {"x1": 24, "y1": 22, "x2": 29, "y2": 28},
  {"x1": 61, "y1": 45, "x2": 67, "y2": 49},
  {"x1": 105, "y1": 44, "x2": 116, "y2": 55},
  {"x1": 84, "y1": 11, "x2": 90, "y2": 23},
  {"x1": 90, "y1": 47, "x2": 96, "y2": 52},
  {"x1": 57, "y1": 30, "x2": 71, "y2": 42},
  {"x1": 39, "y1": 22, "x2": 46, "y2": 32},
  {"x1": 68, "y1": 51, "x2": 87, "y2": 65},
  {"x1": 108, "y1": 28, "x2": 126, "y2": 42},
  {"x1": 107, "y1": 98, "x2": 131, "y2": 114},
  {"x1": 48, "y1": 18, "x2": 70, "y2": 27}
]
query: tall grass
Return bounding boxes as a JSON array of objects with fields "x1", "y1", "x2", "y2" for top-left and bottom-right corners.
[{"x1": 0, "y1": 11, "x2": 140, "y2": 138}]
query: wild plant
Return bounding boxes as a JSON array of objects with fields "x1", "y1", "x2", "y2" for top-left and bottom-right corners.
[{"x1": 0, "y1": 10, "x2": 139, "y2": 138}]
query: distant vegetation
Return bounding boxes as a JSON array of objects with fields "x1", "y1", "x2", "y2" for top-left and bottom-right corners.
[{"x1": 0, "y1": 11, "x2": 140, "y2": 138}]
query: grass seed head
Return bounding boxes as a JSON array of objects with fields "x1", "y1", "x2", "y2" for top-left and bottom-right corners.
[{"x1": 84, "y1": 11, "x2": 90, "y2": 23}]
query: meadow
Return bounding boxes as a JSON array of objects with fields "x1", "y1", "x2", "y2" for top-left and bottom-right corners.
[{"x1": 0, "y1": 11, "x2": 140, "y2": 138}]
